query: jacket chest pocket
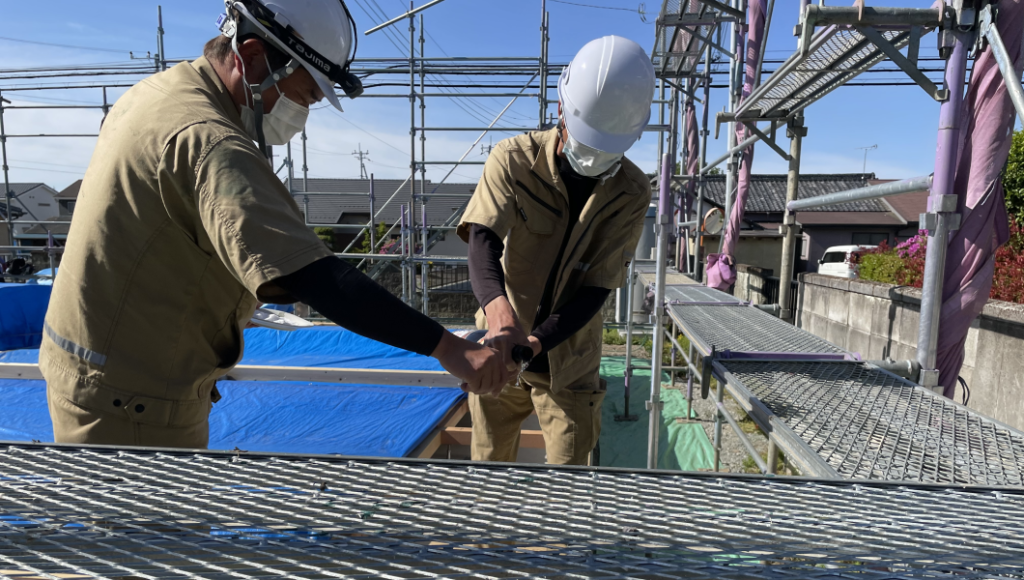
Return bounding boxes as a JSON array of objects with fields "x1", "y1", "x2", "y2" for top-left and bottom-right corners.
[{"x1": 514, "y1": 179, "x2": 561, "y2": 236}]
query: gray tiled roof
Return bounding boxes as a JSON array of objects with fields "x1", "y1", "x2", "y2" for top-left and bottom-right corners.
[
  {"x1": 698, "y1": 173, "x2": 889, "y2": 213},
  {"x1": 285, "y1": 178, "x2": 476, "y2": 227}
]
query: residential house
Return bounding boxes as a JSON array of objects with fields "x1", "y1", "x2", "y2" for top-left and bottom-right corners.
[
  {"x1": 696, "y1": 173, "x2": 927, "y2": 275},
  {"x1": 284, "y1": 178, "x2": 477, "y2": 257},
  {"x1": 56, "y1": 180, "x2": 82, "y2": 217},
  {"x1": 5, "y1": 183, "x2": 60, "y2": 234}
]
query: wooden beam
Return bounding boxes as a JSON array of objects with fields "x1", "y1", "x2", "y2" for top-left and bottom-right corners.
[
  {"x1": 0, "y1": 363, "x2": 458, "y2": 388},
  {"x1": 441, "y1": 427, "x2": 546, "y2": 449},
  {"x1": 413, "y1": 400, "x2": 469, "y2": 458}
]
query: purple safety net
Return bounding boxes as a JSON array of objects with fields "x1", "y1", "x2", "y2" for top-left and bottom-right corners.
[
  {"x1": 708, "y1": 0, "x2": 767, "y2": 290},
  {"x1": 936, "y1": 0, "x2": 1021, "y2": 397}
]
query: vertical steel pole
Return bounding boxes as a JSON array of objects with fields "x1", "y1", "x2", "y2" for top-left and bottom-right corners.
[
  {"x1": 0, "y1": 91, "x2": 13, "y2": 247},
  {"x1": 421, "y1": 203, "x2": 429, "y2": 315},
  {"x1": 657, "y1": 79, "x2": 665, "y2": 166},
  {"x1": 713, "y1": 372, "x2": 725, "y2": 471},
  {"x1": 369, "y1": 175, "x2": 376, "y2": 257},
  {"x1": 618, "y1": 259, "x2": 637, "y2": 422},
  {"x1": 917, "y1": 28, "x2": 969, "y2": 390},
  {"x1": 419, "y1": 14, "x2": 428, "y2": 313},
  {"x1": 647, "y1": 153, "x2": 674, "y2": 469},
  {"x1": 156, "y1": 6, "x2": 166, "y2": 72},
  {"x1": 408, "y1": 3, "x2": 417, "y2": 307},
  {"x1": 695, "y1": 44, "x2": 712, "y2": 283},
  {"x1": 301, "y1": 128, "x2": 308, "y2": 192},
  {"x1": 286, "y1": 142, "x2": 294, "y2": 194},
  {"x1": 720, "y1": 0, "x2": 744, "y2": 252},
  {"x1": 538, "y1": 0, "x2": 547, "y2": 128},
  {"x1": 400, "y1": 204, "x2": 408, "y2": 302},
  {"x1": 778, "y1": 116, "x2": 805, "y2": 321}
]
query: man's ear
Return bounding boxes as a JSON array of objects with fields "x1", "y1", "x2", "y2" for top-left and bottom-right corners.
[{"x1": 235, "y1": 38, "x2": 267, "y2": 82}]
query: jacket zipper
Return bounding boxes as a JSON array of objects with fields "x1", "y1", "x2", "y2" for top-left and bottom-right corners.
[{"x1": 515, "y1": 180, "x2": 563, "y2": 218}]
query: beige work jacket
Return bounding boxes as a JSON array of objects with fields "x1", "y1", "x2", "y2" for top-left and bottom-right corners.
[
  {"x1": 458, "y1": 128, "x2": 652, "y2": 392},
  {"x1": 40, "y1": 57, "x2": 332, "y2": 429}
]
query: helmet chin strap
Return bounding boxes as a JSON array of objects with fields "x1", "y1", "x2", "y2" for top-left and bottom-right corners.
[{"x1": 249, "y1": 58, "x2": 299, "y2": 161}]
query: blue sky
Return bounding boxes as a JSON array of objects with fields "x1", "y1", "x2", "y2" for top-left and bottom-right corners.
[{"x1": 0, "y1": 0, "x2": 957, "y2": 191}]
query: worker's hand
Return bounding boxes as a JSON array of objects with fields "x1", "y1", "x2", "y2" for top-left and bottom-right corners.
[
  {"x1": 432, "y1": 331, "x2": 509, "y2": 396},
  {"x1": 526, "y1": 335, "x2": 542, "y2": 358},
  {"x1": 482, "y1": 297, "x2": 531, "y2": 371}
]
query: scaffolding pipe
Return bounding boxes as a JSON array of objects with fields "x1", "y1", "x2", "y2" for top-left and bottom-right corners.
[
  {"x1": 157, "y1": 6, "x2": 166, "y2": 72},
  {"x1": 301, "y1": 128, "x2": 308, "y2": 191},
  {"x1": 917, "y1": 28, "x2": 969, "y2": 389},
  {"x1": 778, "y1": 116, "x2": 805, "y2": 321},
  {"x1": 719, "y1": 0, "x2": 744, "y2": 252},
  {"x1": 647, "y1": 152, "x2": 674, "y2": 469},
  {"x1": 364, "y1": 0, "x2": 448, "y2": 35},
  {"x1": 695, "y1": 44, "x2": 713, "y2": 282},
  {"x1": 983, "y1": 7, "x2": 1024, "y2": 126},
  {"x1": 787, "y1": 174, "x2": 933, "y2": 211},
  {"x1": 0, "y1": 91, "x2": 13, "y2": 247}
]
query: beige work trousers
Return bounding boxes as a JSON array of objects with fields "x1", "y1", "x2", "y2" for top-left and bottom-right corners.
[
  {"x1": 47, "y1": 387, "x2": 210, "y2": 449},
  {"x1": 469, "y1": 371, "x2": 606, "y2": 465}
]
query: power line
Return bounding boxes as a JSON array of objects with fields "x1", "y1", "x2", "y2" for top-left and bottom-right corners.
[
  {"x1": 548, "y1": 0, "x2": 648, "y2": 21},
  {"x1": 0, "y1": 36, "x2": 132, "y2": 55}
]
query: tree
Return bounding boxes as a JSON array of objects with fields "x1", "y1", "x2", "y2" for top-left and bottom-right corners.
[
  {"x1": 314, "y1": 227, "x2": 335, "y2": 251},
  {"x1": 352, "y1": 221, "x2": 389, "y2": 254},
  {"x1": 1003, "y1": 129, "x2": 1024, "y2": 222}
]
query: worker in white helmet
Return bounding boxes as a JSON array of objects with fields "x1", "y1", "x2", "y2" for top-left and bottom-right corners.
[
  {"x1": 41, "y1": 0, "x2": 509, "y2": 448},
  {"x1": 457, "y1": 36, "x2": 655, "y2": 464}
]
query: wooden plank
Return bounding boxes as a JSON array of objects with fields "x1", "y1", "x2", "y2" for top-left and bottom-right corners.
[
  {"x1": 0, "y1": 363, "x2": 458, "y2": 388},
  {"x1": 441, "y1": 427, "x2": 546, "y2": 449},
  {"x1": 413, "y1": 400, "x2": 469, "y2": 458}
]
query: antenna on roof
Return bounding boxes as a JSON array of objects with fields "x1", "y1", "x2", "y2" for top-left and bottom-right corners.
[{"x1": 855, "y1": 144, "x2": 878, "y2": 174}]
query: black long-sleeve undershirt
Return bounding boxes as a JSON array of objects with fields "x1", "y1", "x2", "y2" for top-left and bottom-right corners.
[
  {"x1": 274, "y1": 256, "x2": 444, "y2": 357},
  {"x1": 467, "y1": 224, "x2": 610, "y2": 369},
  {"x1": 468, "y1": 224, "x2": 507, "y2": 310}
]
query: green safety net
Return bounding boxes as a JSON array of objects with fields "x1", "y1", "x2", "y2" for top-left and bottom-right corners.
[{"x1": 598, "y1": 356, "x2": 715, "y2": 471}]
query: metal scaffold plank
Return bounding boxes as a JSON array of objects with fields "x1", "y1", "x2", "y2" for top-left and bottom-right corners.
[
  {"x1": 652, "y1": 0, "x2": 730, "y2": 79},
  {"x1": 735, "y1": 23, "x2": 933, "y2": 121},
  {"x1": 715, "y1": 359, "x2": 1024, "y2": 486},
  {"x1": 0, "y1": 443, "x2": 1023, "y2": 578},
  {"x1": 666, "y1": 300, "x2": 845, "y2": 356}
]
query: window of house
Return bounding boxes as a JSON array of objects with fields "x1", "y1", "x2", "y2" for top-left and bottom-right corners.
[
  {"x1": 851, "y1": 232, "x2": 888, "y2": 246},
  {"x1": 38, "y1": 203, "x2": 51, "y2": 207}
]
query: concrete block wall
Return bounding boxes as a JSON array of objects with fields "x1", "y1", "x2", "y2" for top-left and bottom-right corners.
[
  {"x1": 796, "y1": 273, "x2": 1024, "y2": 431},
  {"x1": 734, "y1": 264, "x2": 773, "y2": 305}
]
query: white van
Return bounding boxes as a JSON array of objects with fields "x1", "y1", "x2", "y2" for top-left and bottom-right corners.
[{"x1": 817, "y1": 245, "x2": 876, "y2": 279}]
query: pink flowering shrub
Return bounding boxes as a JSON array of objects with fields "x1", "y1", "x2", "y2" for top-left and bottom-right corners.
[{"x1": 853, "y1": 222, "x2": 1024, "y2": 304}]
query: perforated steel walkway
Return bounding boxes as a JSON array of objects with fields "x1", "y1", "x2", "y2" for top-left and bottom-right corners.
[
  {"x1": 715, "y1": 360, "x2": 1024, "y2": 486},
  {"x1": 1, "y1": 444, "x2": 1023, "y2": 579},
  {"x1": 652, "y1": 0, "x2": 728, "y2": 79},
  {"x1": 666, "y1": 298, "x2": 845, "y2": 356},
  {"x1": 736, "y1": 26, "x2": 921, "y2": 119}
]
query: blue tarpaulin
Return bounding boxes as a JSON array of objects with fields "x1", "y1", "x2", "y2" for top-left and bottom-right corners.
[
  {"x1": 0, "y1": 326, "x2": 463, "y2": 457},
  {"x1": 0, "y1": 284, "x2": 51, "y2": 351}
]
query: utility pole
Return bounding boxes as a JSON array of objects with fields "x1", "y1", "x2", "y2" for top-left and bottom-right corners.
[
  {"x1": 856, "y1": 144, "x2": 877, "y2": 173},
  {"x1": 480, "y1": 137, "x2": 494, "y2": 156},
  {"x1": 352, "y1": 144, "x2": 371, "y2": 179}
]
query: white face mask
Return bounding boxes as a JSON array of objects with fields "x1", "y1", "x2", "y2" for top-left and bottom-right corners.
[
  {"x1": 562, "y1": 129, "x2": 623, "y2": 178},
  {"x1": 260, "y1": 94, "x2": 308, "y2": 145},
  {"x1": 235, "y1": 48, "x2": 309, "y2": 146}
]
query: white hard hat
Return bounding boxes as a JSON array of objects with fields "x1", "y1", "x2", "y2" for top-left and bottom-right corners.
[
  {"x1": 221, "y1": 0, "x2": 362, "y2": 112},
  {"x1": 557, "y1": 36, "x2": 655, "y2": 154}
]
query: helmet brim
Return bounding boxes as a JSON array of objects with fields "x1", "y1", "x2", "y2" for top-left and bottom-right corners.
[{"x1": 308, "y1": 65, "x2": 344, "y2": 112}]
